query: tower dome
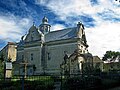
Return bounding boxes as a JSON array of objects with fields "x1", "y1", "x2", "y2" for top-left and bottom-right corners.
[
  {"x1": 42, "y1": 16, "x2": 48, "y2": 24},
  {"x1": 39, "y1": 16, "x2": 51, "y2": 34}
]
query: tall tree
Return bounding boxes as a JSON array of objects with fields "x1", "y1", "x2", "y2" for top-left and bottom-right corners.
[
  {"x1": 0, "y1": 54, "x2": 4, "y2": 62},
  {"x1": 102, "y1": 51, "x2": 120, "y2": 61},
  {"x1": 0, "y1": 54, "x2": 4, "y2": 78}
]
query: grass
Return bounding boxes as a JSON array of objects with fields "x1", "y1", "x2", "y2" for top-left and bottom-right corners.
[
  {"x1": 1, "y1": 74, "x2": 120, "y2": 90},
  {"x1": 0, "y1": 76, "x2": 55, "y2": 90}
]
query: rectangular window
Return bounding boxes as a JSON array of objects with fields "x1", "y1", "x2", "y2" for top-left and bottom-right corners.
[
  {"x1": 21, "y1": 55, "x2": 24, "y2": 60},
  {"x1": 31, "y1": 53, "x2": 33, "y2": 61},
  {"x1": 48, "y1": 52, "x2": 51, "y2": 60},
  {"x1": 31, "y1": 36, "x2": 33, "y2": 41},
  {"x1": 30, "y1": 69, "x2": 33, "y2": 73},
  {"x1": 22, "y1": 68, "x2": 25, "y2": 73}
]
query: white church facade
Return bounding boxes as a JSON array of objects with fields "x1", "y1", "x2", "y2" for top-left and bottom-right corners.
[{"x1": 13, "y1": 16, "x2": 92, "y2": 75}]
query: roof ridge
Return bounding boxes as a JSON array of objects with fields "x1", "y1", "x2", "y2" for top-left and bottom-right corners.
[{"x1": 49, "y1": 27, "x2": 77, "y2": 33}]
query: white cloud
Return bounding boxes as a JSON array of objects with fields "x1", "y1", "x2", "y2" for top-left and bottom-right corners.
[
  {"x1": 1, "y1": 0, "x2": 120, "y2": 58},
  {"x1": 35, "y1": 0, "x2": 120, "y2": 20},
  {"x1": 86, "y1": 22, "x2": 120, "y2": 57},
  {"x1": 51, "y1": 24, "x2": 65, "y2": 31},
  {"x1": 36, "y1": 0, "x2": 120, "y2": 57},
  {"x1": 0, "y1": 15, "x2": 31, "y2": 42}
]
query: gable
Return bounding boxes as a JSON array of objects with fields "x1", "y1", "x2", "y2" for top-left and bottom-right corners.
[{"x1": 25, "y1": 25, "x2": 42, "y2": 42}]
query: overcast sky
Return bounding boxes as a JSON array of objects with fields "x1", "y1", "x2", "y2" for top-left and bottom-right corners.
[{"x1": 0, "y1": 0, "x2": 120, "y2": 58}]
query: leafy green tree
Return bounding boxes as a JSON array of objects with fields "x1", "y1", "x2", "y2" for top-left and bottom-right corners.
[
  {"x1": 0, "y1": 60, "x2": 4, "y2": 78},
  {"x1": 102, "y1": 51, "x2": 120, "y2": 61},
  {"x1": 0, "y1": 54, "x2": 4, "y2": 78},
  {"x1": 0, "y1": 53, "x2": 4, "y2": 62}
]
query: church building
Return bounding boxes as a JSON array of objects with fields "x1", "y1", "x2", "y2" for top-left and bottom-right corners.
[{"x1": 13, "y1": 16, "x2": 90, "y2": 75}]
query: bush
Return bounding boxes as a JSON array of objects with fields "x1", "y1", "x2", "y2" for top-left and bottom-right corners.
[
  {"x1": 0, "y1": 79, "x2": 54, "y2": 90},
  {"x1": 63, "y1": 75, "x2": 102, "y2": 90},
  {"x1": 102, "y1": 79, "x2": 120, "y2": 89},
  {"x1": 2, "y1": 86, "x2": 17, "y2": 90}
]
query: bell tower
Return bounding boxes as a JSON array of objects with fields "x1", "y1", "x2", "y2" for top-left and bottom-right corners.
[{"x1": 39, "y1": 16, "x2": 51, "y2": 34}]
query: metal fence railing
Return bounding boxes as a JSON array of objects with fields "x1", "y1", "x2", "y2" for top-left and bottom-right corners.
[{"x1": 0, "y1": 73, "x2": 120, "y2": 90}]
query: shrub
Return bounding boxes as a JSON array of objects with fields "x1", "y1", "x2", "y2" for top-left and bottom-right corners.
[
  {"x1": 2, "y1": 86, "x2": 17, "y2": 90},
  {"x1": 63, "y1": 75, "x2": 102, "y2": 90}
]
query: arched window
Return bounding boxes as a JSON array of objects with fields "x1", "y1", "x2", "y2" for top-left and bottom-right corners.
[
  {"x1": 31, "y1": 53, "x2": 33, "y2": 61},
  {"x1": 31, "y1": 36, "x2": 33, "y2": 41},
  {"x1": 47, "y1": 52, "x2": 51, "y2": 60}
]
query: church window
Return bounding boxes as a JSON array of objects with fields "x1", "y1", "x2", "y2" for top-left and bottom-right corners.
[
  {"x1": 77, "y1": 63, "x2": 80, "y2": 72},
  {"x1": 31, "y1": 31, "x2": 35, "y2": 41},
  {"x1": 21, "y1": 55, "x2": 24, "y2": 60},
  {"x1": 32, "y1": 31, "x2": 34, "y2": 33},
  {"x1": 64, "y1": 51, "x2": 67, "y2": 54},
  {"x1": 111, "y1": 66, "x2": 113, "y2": 69},
  {"x1": 22, "y1": 68, "x2": 25, "y2": 73},
  {"x1": 81, "y1": 46, "x2": 83, "y2": 48},
  {"x1": 48, "y1": 52, "x2": 51, "y2": 60},
  {"x1": 31, "y1": 36, "x2": 34, "y2": 41},
  {"x1": 83, "y1": 50, "x2": 85, "y2": 53},
  {"x1": 64, "y1": 51, "x2": 68, "y2": 64},
  {"x1": 31, "y1": 53, "x2": 33, "y2": 61},
  {"x1": 30, "y1": 69, "x2": 33, "y2": 73},
  {"x1": 45, "y1": 26, "x2": 48, "y2": 31}
]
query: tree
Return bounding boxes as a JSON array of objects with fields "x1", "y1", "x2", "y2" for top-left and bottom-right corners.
[
  {"x1": 0, "y1": 60, "x2": 4, "y2": 78},
  {"x1": 0, "y1": 53, "x2": 4, "y2": 62},
  {"x1": 0, "y1": 54, "x2": 4, "y2": 78},
  {"x1": 102, "y1": 51, "x2": 120, "y2": 61}
]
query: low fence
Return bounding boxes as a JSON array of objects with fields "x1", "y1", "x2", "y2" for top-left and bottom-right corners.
[
  {"x1": 0, "y1": 75, "x2": 60, "y2": 90},
  {"x1": 0, "y1": 73, "x2": 120, "y2": 90}
]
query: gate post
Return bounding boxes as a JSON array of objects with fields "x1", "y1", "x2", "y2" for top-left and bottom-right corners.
[
  {"x1": 60, "y1": 72, "x2": 62, "y2": 90},
  {"x1": 21, "y1": 75, "x2": 24, "y2": 90}
]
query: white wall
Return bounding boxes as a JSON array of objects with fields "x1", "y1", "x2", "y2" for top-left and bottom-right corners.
[
  {"x1": 24, "y1": 46, "x2": 42, "y2": 72},
  {"x1": 46, "y1": 42, "x2": 77, "y2": 74}
]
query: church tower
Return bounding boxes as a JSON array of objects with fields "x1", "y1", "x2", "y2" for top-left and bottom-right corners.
[{"x1": 39, "y1": 16, "x2": 51, "y2": 34}]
